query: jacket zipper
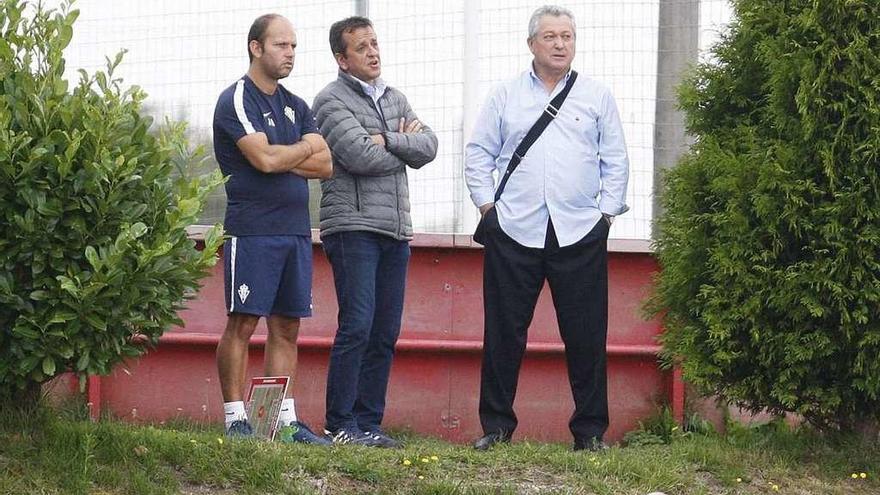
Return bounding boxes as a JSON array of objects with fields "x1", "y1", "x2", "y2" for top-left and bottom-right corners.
[
  {"x1": 374, "y1": 97, "x2": 402, "y2": 237},
  {"x1": 352, "y1": 92, "x2": 386, "y2": 215},
  {"x1": 366, "y1": 94, "x2": 403, "y2": 236}
]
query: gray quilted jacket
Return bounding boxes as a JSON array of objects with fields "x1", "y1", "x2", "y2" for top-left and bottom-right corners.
[{"x1": 313, "y1": 71, "x2": 438, "y2": 240}]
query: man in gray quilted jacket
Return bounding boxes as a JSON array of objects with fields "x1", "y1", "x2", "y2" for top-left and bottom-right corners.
[{"x1": 312, "y1": 16, "x2": 438, "y2": 448}]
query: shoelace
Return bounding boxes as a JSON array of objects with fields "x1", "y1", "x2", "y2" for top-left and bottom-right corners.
[{"x1": 331, "y1": 430, "x2": 355, "y2": 444}]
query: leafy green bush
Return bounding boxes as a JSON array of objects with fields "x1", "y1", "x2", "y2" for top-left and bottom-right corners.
[
  {"x1": 0, "y1": 0, "x2": 223, "y2": 399},
  {"x1": 650, "y1": 0, "x2": 880, "y2": 431}
]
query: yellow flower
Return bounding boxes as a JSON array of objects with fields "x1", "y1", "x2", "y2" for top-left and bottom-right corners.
[
  {"x1": 852, "y1": 473, "x2": 859, "y2": 479},
  {"x1": 403, "y1": 459, "x2": 412, "y2": 466},
  {"x1": 736, "y1": 478, "x2": 742, "y2": 483},
  {"x1": 217, "y1": 438, "x2": 224, "y2": 445},
  {"x1": 421, "y1": 458, "x2": 430, "y2": 463},
  {"x1": 860, "y1": 473, "x2": 867, "y2": 479},
  {"x1": 771, "y1": 484, "x2": 779, "y2": 491},
  {"x1": 190, "y1": 439, "x2": 197, "y2": 444},
  {"x1": 418, "y1": 476, "x2": 424, "y2": 480},
  {"x1": 430, "y1": 455, "x2": 439, "y2": 461}
]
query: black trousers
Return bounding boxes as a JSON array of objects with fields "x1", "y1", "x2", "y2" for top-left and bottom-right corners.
[{"x1": 478, "y1": 209, "x2": 610, "y2": 442}]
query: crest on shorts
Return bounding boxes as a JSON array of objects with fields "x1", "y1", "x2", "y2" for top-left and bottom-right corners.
[{"x1": 238, "y1": 284, "x2": 250, "y2": 304}]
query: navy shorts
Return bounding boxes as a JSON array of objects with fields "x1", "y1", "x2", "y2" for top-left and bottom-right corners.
[{"x1": 223, "y1": 235, "x2": 313, "y2": 318}]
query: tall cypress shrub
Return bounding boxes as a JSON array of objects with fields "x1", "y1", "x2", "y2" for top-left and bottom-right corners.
[
  {"x1": 651, "y1": 0, "x2": 880, "y2": 430},
  {"x1": 0, "y1": 0, "x2": 224, "y2": 403}
]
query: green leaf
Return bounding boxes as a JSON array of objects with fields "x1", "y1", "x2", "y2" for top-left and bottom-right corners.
[
  {"x1": 177, "y1": 198, "x2": 199, "y2": 219},
  {"x1": 12, "y1": 325, "x2": 40, "y2": 340},
  {"x1": 130, "y1": 222, "x2": 148, "y2": 239},
  {"x1": 58, "y1": 346, "x2": 75, "y2": 359},
  {"x1": 20, "y1": 356, "x2": 40, "y2": 374},
  {"x1": 57, "y1": 275, "x2": 80, "y2": 297},
  {"x1": 0, "y1": 38, "x2": 13, "y2": 61},
  {"x1": 66, "y1": 9, "x2": 81, "y2": 27},
  {"x1": 85, "y1": 245, "x2": 100, "y2": 270},
  {"x1": 76, "y1": 352, "x2": 90, "y2": 371},
  {"x1": 36, "y1": 199, "x2": 62, "y2": 217},
  {"x1": 53, "y1": 78, "x2": 68, "y2": 96},
  {"x1": 6, "y1": 2, "x2": 22, "y2": 24},
  {"x1": 29, "y1": 290, "x2": 49, "y2": 301},
  {"x1": 49, "y1": 311, "x2": 77, "y2": 324},
  {"x1": 42, "y1": 356, "x2": 56, "y2": 376},
  {"x1": 83, "y1": 313, "x2": 107, "y2": 331}
]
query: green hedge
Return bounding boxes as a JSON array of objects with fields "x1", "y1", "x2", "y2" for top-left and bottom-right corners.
[
  {"x1": 0, "y1": 0, "x2": 224, "y2": 396},
  {"x1": 651, "y1": 0, "x2": 880, "y2": 430}
]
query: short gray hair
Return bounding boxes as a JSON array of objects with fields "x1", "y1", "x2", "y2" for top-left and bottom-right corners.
[{"x1": 528, "y1": 5, "x2": 576, "y2": 40}]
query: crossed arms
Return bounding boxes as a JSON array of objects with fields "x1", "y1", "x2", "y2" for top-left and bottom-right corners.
[
  {"x1": 236, "y1": 131, "x2": 333, "y2": 179},
  {"x1": 314, "y1": 93, "x2": 438, "y2": 177}
]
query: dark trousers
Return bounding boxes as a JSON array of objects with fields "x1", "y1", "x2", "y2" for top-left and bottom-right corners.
[
  {"x1": 479, "y1": 210, "x2": 610, "y2": 442},
  {"x1": 322, "y1": 231, "x2": 410, "y2": 432}
]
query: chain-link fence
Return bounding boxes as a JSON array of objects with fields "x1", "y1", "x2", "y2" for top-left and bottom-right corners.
[{"x1": 62, "y1": 0, "x2": 734, "y2": 241}]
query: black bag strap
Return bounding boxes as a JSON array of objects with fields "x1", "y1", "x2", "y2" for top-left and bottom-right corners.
[{"x1": 493, "y1": 70, "x2": 578, "y2": 203}]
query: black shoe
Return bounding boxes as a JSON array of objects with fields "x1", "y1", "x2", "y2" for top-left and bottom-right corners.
[
  {"x1": 225, "y1": 419, "x2": 254, "y2": 439},
  {"x1": 473, "y1": 431, "x2": 511, "y2": 451},
  {"x1": 573, "y1": 437, "x2": 608, "y2": 452},
  {"x1": 364, "y1": 429, "x2": 403, "y2": 449}
]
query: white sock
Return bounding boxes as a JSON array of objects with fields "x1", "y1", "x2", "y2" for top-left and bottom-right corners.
[
  {"x1": 223, "y1": 401, "x2": 247, "y2": 430},
  {"x1": 278, "y1": 398, "x2": 297, "y2": 426}
]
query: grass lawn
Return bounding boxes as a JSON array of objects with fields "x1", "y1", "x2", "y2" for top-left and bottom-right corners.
[{"x1": 0, "y1": 404, "x2": 877, "y2": 494}]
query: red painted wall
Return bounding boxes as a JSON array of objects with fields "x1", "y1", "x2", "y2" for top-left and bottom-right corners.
[{"x1": 96, "y1": 239, "x2": 669, "y2": 444}]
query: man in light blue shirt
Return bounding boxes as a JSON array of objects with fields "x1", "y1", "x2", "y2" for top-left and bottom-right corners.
[{"x1": 465, "y1": 5, "x2": 629, "y2": 452}]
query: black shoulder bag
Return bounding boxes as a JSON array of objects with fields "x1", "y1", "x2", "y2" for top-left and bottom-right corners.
[{"x1": 472, "y1": 71, "x2": 579, "y2": 245}]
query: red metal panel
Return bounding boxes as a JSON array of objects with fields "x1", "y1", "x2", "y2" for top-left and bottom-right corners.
[
  {"x1": 672, "y1": 366, "x2": 686, "y2": 424},
  {"x1": 95, "y1": 242, "x2": 671, "y2": 443},
  {"x1": 87, "y1": 375, "x2": 101, "y2": 421}
]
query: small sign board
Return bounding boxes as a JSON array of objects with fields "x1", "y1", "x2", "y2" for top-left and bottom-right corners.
[{"x1": 245, "y1": 376, "x2": 289, "y2": 441}]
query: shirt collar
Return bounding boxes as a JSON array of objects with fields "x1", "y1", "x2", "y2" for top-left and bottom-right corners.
[
  {"x1": 528, "y1": 63, "x2": 573, "y2": 90},
  {"x1": 351, "y1": 74, "x2": 387, "y2": 99}
]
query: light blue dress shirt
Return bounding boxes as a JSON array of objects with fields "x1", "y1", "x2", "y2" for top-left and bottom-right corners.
[{"x1": 465, "y1": 68, "x2": 630, "y2": 248}]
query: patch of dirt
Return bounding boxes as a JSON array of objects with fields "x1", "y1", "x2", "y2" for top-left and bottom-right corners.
[
  {"x1": 471, "y1": 466, "x2": 587, "y2": 494},
  {"x1": 283, "y1": 471, "x2": 331, "y2": 495},
  {"x1": 694, "y1": 470, "x2": 726, "y2": 492},
  {"x1": 172, "y1": 468, "x2": 237, "y2": 495}
]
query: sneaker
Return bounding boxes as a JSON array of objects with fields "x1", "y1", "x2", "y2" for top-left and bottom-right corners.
[
  {"x1": 324, "y1": 427, "x2": 385, "y2": 447},
  {"x1": 364, "y1": 429, "x2": 403, "y2": 449},
  {"x1": 225, "y1": 419, "x2": 254, "y2": 438},
  {"x1": 277, "y1": 421, "x2": 331, "y2": 445}
]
